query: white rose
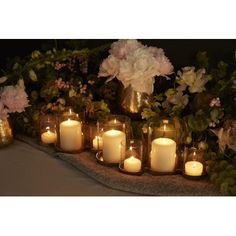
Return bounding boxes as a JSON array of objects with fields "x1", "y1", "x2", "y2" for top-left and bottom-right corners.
[
  {"x1": 188, "y1": 68, "x2": 207, "y2": 93},
  {"x1": 177, "y1": 67, "x2": 196, "y2": 87}
]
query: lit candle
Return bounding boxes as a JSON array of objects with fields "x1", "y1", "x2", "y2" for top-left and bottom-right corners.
[
  {"x1": 92, "y1": 136, "x2": 103, "y2": 150},
  {"x1": 157, "y1": 120, "x2": 175, "y2": 139},
  {"x1": 124, "y1": 156, "x2": 141, "y2": 173},
  {"x1": 41, "y1": 127, "x2": 57, "y2": 144},
  {"x1": 102, "y1": 129, "x2": 126, "y2": 163},
  {"x1": 150, "y1": 137, "x2": 176, "y2": 172},
  {"x1": 185, "y1": 161, "x2": 203, "y2": 176},
  {"x1": 60, "y1": 118, "x2": 82, "y2": 151},
  {"x1": 108, "y1": 119, "x2": 121, "y2": 125}
]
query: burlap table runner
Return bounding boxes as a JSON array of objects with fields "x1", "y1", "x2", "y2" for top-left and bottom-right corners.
[{"x1": 16, "y1": 135, "x2": 222, "y2": 196}]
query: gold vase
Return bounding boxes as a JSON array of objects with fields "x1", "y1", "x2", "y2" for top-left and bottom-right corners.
[
  {"x1": 0, "y1": 118, "x2": 13, "y2": 147},
  {"x1": 119, "y1": 85, "x2": 151, "y2": 119}
]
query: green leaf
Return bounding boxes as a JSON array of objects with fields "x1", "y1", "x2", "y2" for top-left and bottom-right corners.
[
  {"x1": 210, "y1": 108, "x2": 219, "y2": 122},
  {"x1": 141, "y1": 108, "x2": 157, "y2": 120},
  {"x1": 29, "y1": 69, "x2": 37, "y2": 81},
  {"x1": 187, "y1": 114, "x2": 209, "y2": 132},
  {"x1": 196, "y1": 51, "x2": 209, "y2": 69},
  {"x1": 0, "y1": 76, "x2": 8, "y2": 84}
]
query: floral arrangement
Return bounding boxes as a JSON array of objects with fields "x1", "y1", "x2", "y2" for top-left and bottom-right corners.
[
  {"x1": 142, "y1": 51, "x2": 236, "y2": 195},
  {"x1": 1, "y1": 46, "x2": 111, "y2": 136},
  {"x1": 98, "y1": 39, "x2": 174, "y2": 94},
  {"x1": 0, "y1": 78, "x2": 29, "y2": 120},
  {"x1": 1, "y1": 40, "x2": 236, "y2": 195}
]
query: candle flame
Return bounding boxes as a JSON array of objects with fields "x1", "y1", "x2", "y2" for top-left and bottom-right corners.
[
  {"x1": 164, "y1": 124, "x2": 166, "y2": 131},
  {"x1": 114, "y1": 119, "x2": 117, "y2": 124},
  {"x1": 69, "y1": 108, "x2": 72, "y2": 115},
  {"x1": 46, "y1": 126, "x2": 50, "y2": 131},
  {"x1": 129, "y1": 146, "x2": 133, "y2": 151}
]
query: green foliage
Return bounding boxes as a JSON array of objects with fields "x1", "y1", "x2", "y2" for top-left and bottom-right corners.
[
  {"x1": 3, "y1": 45, "x2": 111, "y2": 136},
  {"x1": 187, "y1": 114, "x2": 209, "y2": 133},
  {"x1": 207, "y1": 149, "x2": 236, "y2": 195},
  {"x1": 196, "y1": 51, "x2": 209, "y2": 69}
]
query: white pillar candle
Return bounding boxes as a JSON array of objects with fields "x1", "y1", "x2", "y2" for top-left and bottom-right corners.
[
  {"x1": 185, "y1": 161, "x2": 203, "y2": 176},
  {"x1": 92, "y1": 136, "x2": 103, "y2": 150},
  {"x1": 41, "y1": 130, "x2": 57, "y2": 144},
  {"x1": 102, "y1": 129, "x2": 126, "y2": 163},
  {"x1": 124, "y1": 156, "x2": 141, "y2": 173},
  {"x1": 60, "y1": 119, "x2": 82, "y2": 151},
  {"x1": 150, "y1": 137, "x2": 176, "y2": 172}
]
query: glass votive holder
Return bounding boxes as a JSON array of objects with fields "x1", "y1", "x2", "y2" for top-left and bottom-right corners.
[
  {"x1": 56, "y1": 107, "x2": 83, "y2": 153},
  {"x1": 96, "y1": 115, "x2": 130, "y2": 165},
  {"x1": 82, "y1": 122, "x2": 103, "y2": 152},
  {"x1": 183, "y1": 147, "x2": 205, "y2": 179},
  {"x1": 147, "y1": 119, "x2": 178, "y2": 175},
  {"x1": 119, "y1": 139, "x2": 143, "y2": 175},
  {"x1": 39, "y1": 114, "x2": 57, "y2": 145}
]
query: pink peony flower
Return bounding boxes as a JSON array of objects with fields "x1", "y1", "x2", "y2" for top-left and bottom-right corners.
[
  {"x1": 1, "y1": 85, "x2": 29, "y2": 113},
  {"x1": 155, "y1": 55, "x2": 174, "y2": 76},
  {"x1": 0, "y1": 101, "x2": 9, "y2": 120},
  {"x1": 98, "y1": 39, "x2": 174, "y2": 94},
  {"x1": 98, "y1": 55, "x2": 119, "y2": 80},
  {"x1": 109, "y1": 39, "x2": 143, "y2": 59}
]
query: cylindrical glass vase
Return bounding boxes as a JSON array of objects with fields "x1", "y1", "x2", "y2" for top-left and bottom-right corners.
[
  {"x1": 148, "y1": 119, "x2": 178, "y2": 174},
  {"x1": 39, "y1": 114, "x2": 57, "y2": 145},
  {"x1": 183, "y1": 147, "x2": 205, "y2": 179},
  {"x1": 97, "y1": 115, "x2": 130, "y2": 164},
  {"x1": 56, "y1": 108, "x2": 83, "y2": 153},
  {"x1": 119, "y1": 139, "x2": 143, "y2": 175}
]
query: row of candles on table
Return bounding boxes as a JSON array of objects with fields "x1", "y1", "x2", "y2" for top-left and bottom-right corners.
[{"x1": 40, "y1": 108, "x2": 205, "y2": 179}]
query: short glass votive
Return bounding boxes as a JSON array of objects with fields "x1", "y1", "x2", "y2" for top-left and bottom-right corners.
[
  {"x1": 147, "y1": 119, "x2": 178, "y2": 175},
  {"x1": 183, "y1": 147, "x2": 205, "y2": 179},
  {"x1": 119, "y1": 139, "x2": 143, "y2": 175},
  {"x1": 56, "y1": 107, "x2": 83, "y2": 153},
  {"x1": 39, "y1": 114, "x2": 57, "y2": 145},
  {"x1": 96, "y1": 115, "x2": 130, "y2": 165}
]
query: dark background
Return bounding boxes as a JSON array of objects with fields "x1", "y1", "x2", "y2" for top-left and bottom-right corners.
[{"x1": 0, "y1": 39, "x2": 235, "y2": 71}]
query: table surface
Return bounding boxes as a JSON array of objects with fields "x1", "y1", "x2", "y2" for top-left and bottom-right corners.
[{"x1": 0, "y1": 140, "x2": 135, "y2": 196}]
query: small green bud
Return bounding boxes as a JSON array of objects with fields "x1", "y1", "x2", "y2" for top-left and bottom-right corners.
[{"x1": 198, "y1": 141, "x2": 208, "y2": 150}]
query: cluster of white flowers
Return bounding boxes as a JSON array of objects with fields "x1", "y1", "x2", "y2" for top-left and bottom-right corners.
[
  {"x1": 162, "y1": 84, "x2": 189, "y2": 110},
  {"x1": 176, "y1": 67, "x2": 208, "y2": 93},
  {"x1": 98, "y1": 40, "x2": 173, "y2": 95}
]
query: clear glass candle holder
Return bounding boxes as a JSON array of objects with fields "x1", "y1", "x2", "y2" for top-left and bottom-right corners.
[
  {"x1": 82, "y1": 122, "x2": 103, "y2": 151},
  {"x1": 96, "y1": 115, "x2": 130, "y2": 164},
  {"x1": 147, "y1": 119, "x2": 178, "y2": 174},
  {"x1": 183, "y1": 147, "x2": 205, "y2": 179},
  {"x1": 119, "y1": 139, "x2": 143, "y2": 175},
  {"x1": 56, "y1": 107, "x2": 83, "y2": 153},
  {"x1": 39, "y1": 114, "x2": 57, "y2": 145}
]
